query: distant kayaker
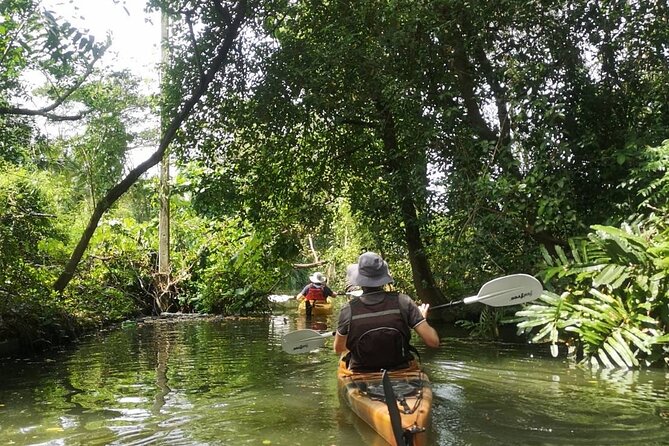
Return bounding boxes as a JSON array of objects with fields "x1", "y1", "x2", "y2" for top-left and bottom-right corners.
[
  {"x1": 333, "y1": 252, "x2": 440, "y2": 372},
  {"x1": 296, "y1": 271, "x2": 337, "y2": 317}
]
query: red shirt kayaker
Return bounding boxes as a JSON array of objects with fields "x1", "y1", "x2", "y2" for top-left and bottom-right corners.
[
  {"x1": 333, "y1": 252, "x2": 439, "y2": 372},
  {"x1": 296, "y1": 272, "x2": 337, "y2": 303}
]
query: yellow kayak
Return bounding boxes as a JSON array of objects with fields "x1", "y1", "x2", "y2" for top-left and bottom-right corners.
[
  {"x1": 337, "y1": 360, "x2": 432, "y2": 446},
  {"x1": 298, "y1": 299, "x2": 333, "y2": 315}
]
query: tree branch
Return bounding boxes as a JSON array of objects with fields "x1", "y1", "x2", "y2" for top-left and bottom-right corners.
[
  {"x1": 0, "y1": 51, "x2": 103, "y2": 120},
  {"x1": 184, "y1": 10, "x2": 205, "y2": 80},
  {"x1": 292, "y1": 260, "x2": 328, "y2": 269}
]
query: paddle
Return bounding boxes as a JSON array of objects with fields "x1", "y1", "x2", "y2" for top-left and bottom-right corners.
[
  {"x1": 382, "y1": 369, "x2": 406, "y2": 446},
  {"x1": 429, "y1": 273, "x2": 542, "y2": 310},
  {"x1": 281, "y1": 329, "x2": 335, "y2": 354},
  {"x1": 281, "y1": 274, "x2": 543, "y2": 354}
]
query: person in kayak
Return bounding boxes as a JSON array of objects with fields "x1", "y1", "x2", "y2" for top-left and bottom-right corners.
[
  {"x1": 333, "y1": 252, "x2": 439, "y2": 372},
  {"x1": 296, "y1": 271, "x2": 337, "y2": 316}
]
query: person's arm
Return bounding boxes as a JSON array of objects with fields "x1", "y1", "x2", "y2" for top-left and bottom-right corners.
[
  {"x1": 296, "y1": 285, "x2": 310, "y2": 300},
  {"x1": 324, "y1": 285, "x2": 337, "y2": 298},
  {"x1": 414, "y1": 303, "x2": 440, "y2": 347},
  {"x1": 333, "y1": 333, "x2": 348, "y2": 354},
  {"x1": 414, "y1": 321, "x2": 440, "y2": 347},
  {"x1": 334, "y1": 305, "x2": 351, "y2": 354}
]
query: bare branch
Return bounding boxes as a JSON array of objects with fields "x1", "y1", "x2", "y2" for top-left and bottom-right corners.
[
  {"x1": 0, "y1": 51, "x2": 103, "y2": 120},
  {"x1": 292, "y1": 260, "x2": 328, "y2": 269},
  {"x1": 0, "y1": 107, "x2": 89, "y2": 120}
]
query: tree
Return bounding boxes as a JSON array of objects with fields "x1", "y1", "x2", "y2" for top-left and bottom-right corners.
[{"x1": 53, "y1": 0, "x2": 250, "y2": 292}]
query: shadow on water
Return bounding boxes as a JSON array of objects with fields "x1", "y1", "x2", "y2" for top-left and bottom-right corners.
[{"x1": 0, "y1": 316, "x2": 667, "y2": 445}]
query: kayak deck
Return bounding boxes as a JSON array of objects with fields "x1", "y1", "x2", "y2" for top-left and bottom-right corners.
[
  {"x1": 337, "y1": 361, "x2": 432, "y2": 446},
  {"x1": 298, "y1": 299, "x2": 333, "y2": 315}
]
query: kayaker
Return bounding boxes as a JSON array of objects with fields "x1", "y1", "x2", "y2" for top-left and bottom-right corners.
[
  {"x1": 333, "y1": 252, "x2": 439, "y2": 372},
  {"x1": 296, "y1": 271, "x2": 337, "y2": 316}
]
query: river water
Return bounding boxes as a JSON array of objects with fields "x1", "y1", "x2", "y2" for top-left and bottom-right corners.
[{"x1": 0, "y1": 310, "x2": 668, "y2": 446}]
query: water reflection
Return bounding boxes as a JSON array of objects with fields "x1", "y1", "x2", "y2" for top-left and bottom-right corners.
[
  {"x1": 0, "y1": 316, "x2": 667, "y2": 445},
  {"x1": 425, "y1": 336, "x2": 669, "y2": 445}
]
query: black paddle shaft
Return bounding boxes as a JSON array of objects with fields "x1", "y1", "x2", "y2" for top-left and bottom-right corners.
[{"x1": 429, "y1": 299, "x2": 464, "y2": 310}]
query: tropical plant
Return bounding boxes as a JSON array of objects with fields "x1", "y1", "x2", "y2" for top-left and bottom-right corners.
[
  {"x1": 514, "y1": 214, "x2": 669, "y2": 368},
  {"x1": 456, "y1": 307, "x2": 506, "y2": 340}
]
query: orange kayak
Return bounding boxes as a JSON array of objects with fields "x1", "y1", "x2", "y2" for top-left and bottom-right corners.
[
  {"x1": 298, "y1": 299, "x2": 333, "y2": 315},
  {"x1": 337, "y1": 360, "x2": 432, "y2": 446}
]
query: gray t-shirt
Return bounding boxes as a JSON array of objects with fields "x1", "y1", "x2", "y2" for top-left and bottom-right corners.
[{"x1": 336, "y1": 292, "x2": 425, "y2": 336}]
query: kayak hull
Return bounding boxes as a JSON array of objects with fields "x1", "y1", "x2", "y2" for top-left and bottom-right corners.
[
  {"x1": 298, "y1": 299, "x2": 333, "y2": 315},
  {"x1": 337, "y1": 360, "x2": 432, "y2": 446}
]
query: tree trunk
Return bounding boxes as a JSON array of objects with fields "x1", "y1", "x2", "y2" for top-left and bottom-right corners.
[
  {"x1": 53, "y1": 0, "x2": 248, "y2": 293},
  {"x1": 157, "y1": 9, "x2": 172, "y2": 313},
  {"x1": 375, "y1": 101, "x2": 445, "y2": 305}
]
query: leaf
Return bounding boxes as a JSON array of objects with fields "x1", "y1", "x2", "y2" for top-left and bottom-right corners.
[
  {"x1": 550, "y1": 343, "x2": 559, "y2": 357},
  {"x1": 540, "y1": 245, "x2": 554, "y2": 266},
  {"x1": 593, "y1": 264, "x2": 624, "y2": 287},
  {"x1": 611, "y1": 331, "x2": 639, "y2": 366},
  {"x1": 591, "y1": 225, "x2": 648, "y2": 251},
  {"x1": 602, "y1": 338, "x2": 631, "y2": 368},
  {"x1": 532, "y1": 322, "x2": 556, "y2": 342},
  {"x1": 597, "y1": 348, "x2": 615, "y2": 368},
  {"x1": 621, "y1": 328, "x2": 651, "y2": 354},
  {"x1": 579, "y1": 328, "x2": 604, "y2": 343},
  {"x1": 567, "y1": 239, "x2": 581, "y2": 263},
  {"x1": 572, "y1": 304, "x2": 611, "y2": 321},
  {"x1": 555, "y1": 245, "x2": 569, "y2": 266},
  {"x1": 610, "y1": 271, "x2": 630, "y2": 289},
  {"x1": 587, "y1": 288, "x2": 618, "y2": 305},
  {"x1": 654, "y1": 334, "x2": 669, "y2": 344}
]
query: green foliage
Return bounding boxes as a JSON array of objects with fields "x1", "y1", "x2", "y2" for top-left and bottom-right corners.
[
  {"x1": 63, "y1": 217, "x2": 153, "y2": 320},
  {"x1": 0, "y1": 166, "x2": 60, "y2": 293},
  {"x1": 625, "y1": 139, "x2": 669, "y2": 210},
  {"x1": 456, "y1": 307, "x2": 505, "y2": 339},
  {"x1": 0, "y1": 166, "x2": 83, "y2": 346},
  {"x1": 514, "y1": 213, "x2": 669, "y2": 368},
  {"x1": 60, "y1": 72, "x2": 148, "y2": 208},
  {"x1": 0, "y1": 0, "x2": 108, "y2": 98},
  {"x1": 192, "y1": 220, "x2": 296, "y2": 315},
  {"x1": 177, "y1": 0, "x2": 669, "y2": 308},
  {"x1": 0, "y1": 115, "x2": 35, "y2": 164},
  {"x1": 2, "y1": 0, "x2": 669, "y2": 357}
]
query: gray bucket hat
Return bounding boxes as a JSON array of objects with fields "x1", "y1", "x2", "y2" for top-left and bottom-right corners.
[
  {"x1": 346, "y1": 252, "x2": 393, "y2": 287},
  {"x1": 309, "y1": 272, "x2": 327, "y2": 284}
]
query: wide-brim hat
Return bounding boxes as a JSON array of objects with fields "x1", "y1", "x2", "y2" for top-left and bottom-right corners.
[
  {"x1": 309, "y1": 272, "x2": 326, "y2": 284},
  {"x1": 346, "y1": 252, "x2": 393, "y2": 287}
]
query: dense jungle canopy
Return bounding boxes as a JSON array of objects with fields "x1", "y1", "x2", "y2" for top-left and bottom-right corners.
[{"x1": 1, "y1": 0, "x2": 668, "y2": 368}]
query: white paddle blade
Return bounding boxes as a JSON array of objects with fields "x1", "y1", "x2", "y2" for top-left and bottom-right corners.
[
  {"x1": 281, "y1": 329, "x2": 330, "y2": 354},
  {"x1": 464, "y1": 274, "x2": 543, "y2": 307}
]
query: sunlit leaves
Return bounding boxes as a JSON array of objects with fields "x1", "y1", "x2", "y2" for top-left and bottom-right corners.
[
  {"x1": 515, "y1": 204, "x2": 669, "y2": 368},
  {"x1": 0, "y1": 0, "x2": 108, "y2": 97}
]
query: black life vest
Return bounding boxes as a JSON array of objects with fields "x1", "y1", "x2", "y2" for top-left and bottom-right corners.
[
  {"x1": 305, "y1": 285, "x2": 326, "y2": 301},
  {"x1": 346, "y1": 292, "x2": 413, "y2": 372}
]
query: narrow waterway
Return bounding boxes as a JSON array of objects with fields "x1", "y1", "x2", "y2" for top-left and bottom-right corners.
[{"x1": 0, "y1": 310, "x2": 667, "y2": 445}]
